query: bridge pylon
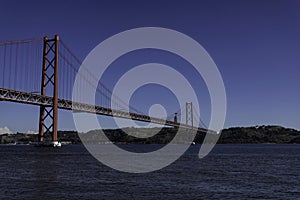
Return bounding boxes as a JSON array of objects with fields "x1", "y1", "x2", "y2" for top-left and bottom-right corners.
[
  {"x1": 186, "y1": 102, "x2": 193, "y2": 128},
  {"x1": 38, "y1": 35, "x2": 59, "y2": 143}
]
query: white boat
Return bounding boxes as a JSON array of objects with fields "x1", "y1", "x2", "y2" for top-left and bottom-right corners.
[{"x1": 53, "y1": 141, "x2": 62, "y2": 147}]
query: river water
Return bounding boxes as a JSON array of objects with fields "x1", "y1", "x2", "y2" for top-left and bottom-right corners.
[{"x1": 0, "y1": 144, "x2": 299, "y2": 199}]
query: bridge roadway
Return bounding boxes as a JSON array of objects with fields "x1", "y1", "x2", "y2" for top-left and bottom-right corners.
[{"x1": 0, "y1": 88, "x2": 210, "y2": 134}]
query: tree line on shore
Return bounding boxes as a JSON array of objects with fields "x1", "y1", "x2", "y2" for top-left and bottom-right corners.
[{"x1": 0, "y1": 125, "x2": 299, "y2": 144}]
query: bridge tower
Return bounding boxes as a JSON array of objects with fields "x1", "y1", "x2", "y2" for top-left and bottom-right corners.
[
  {"x1": 186, "y1": 102, "x2": 193, "y2": 127},
  {"x1": 38, "y1": 35, "x2": 59, "y2": 144},
  {"x1": 174, "y1": 112, "x2": 178, "y2": 124}
]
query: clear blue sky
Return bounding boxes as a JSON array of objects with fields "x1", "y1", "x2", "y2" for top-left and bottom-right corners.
[{"x1": 0, "y1": 0, "x2": 299, "y2": 133}]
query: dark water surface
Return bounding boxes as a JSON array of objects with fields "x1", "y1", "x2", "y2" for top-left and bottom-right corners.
[{"x1": 0, "y1": 144, "x2": 299, "y2": 199}]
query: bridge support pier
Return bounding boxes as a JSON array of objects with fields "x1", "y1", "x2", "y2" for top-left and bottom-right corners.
[{"x1": 38, "y1": 35, "x2": 59, "y2": 143}]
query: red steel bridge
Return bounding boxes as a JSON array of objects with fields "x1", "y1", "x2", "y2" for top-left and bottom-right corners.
[{"x1": 0, "y1": 35, "x2": 210, "y2": 143}]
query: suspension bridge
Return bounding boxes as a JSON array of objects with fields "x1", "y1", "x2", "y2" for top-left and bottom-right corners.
[{"x1": 0, "y1": 35, "x2": 210, "y2": 146}]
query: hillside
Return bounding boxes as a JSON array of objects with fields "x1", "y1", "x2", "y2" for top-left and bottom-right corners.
[
  {"x1": 219, "y1": 125, "x2": 300, "y2": 144},
  {"x1": 0, "y1": 125, "x2": 299, "y2": 144}
]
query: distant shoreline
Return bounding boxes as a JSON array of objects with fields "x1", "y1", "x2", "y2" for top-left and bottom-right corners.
[{"x1": 0, "y1": 125, "x2": 299, "y2": 145}]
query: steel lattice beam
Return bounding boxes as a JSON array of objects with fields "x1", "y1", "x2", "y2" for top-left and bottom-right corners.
[{"x1": 0, "y1": 88, "x2": 210, "y2": 134}]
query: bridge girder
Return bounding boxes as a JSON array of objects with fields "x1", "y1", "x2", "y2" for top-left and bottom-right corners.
[{"x1": 0, "y1": 88, "x2": 210, "y2": 134}]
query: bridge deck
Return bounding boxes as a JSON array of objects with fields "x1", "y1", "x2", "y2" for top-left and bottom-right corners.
[{"x1": 0, "y1": 88, "x2": 210, "y2": 134}]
